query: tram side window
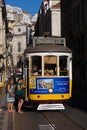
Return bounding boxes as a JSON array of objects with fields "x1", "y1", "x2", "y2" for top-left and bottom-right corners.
[
  {"x1": 44, "y1": 55, "x2": 57, "y2": 76},
  {"x1": 31, "y1": 56, "x2": 42, "y2": 76},
  {"x1": 59, "y1": 56, "x2": 69, "y2": 76}
]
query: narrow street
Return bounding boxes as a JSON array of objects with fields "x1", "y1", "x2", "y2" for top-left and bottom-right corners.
[
  {"x1": 0, "y1": 0, "x2": 87, "y2": 130},
  {"x1": 14, "y1": 105, "x2": 87, "y2": 130}
]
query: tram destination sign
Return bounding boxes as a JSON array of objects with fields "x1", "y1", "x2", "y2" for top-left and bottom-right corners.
[{"x1": 33, "y1": 37, "x2": 66, "y2": 47}]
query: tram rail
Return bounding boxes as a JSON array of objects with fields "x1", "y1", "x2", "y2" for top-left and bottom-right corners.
[{"x1": 38, "y1": 110, "x2": 86, "y2": 130}]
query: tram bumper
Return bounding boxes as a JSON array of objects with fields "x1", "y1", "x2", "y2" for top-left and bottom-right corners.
[{"x1": 37, "y1": 103, "x2": 65, "y2": 110}]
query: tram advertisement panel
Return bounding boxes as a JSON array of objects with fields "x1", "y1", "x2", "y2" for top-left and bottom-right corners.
[{"x1": 30, "y1": 77, "x2": 69, "y2": 94}]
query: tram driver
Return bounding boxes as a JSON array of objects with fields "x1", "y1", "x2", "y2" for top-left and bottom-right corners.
[{"x1": 32, "y1": 65, "x2": 38, "y2": 75}]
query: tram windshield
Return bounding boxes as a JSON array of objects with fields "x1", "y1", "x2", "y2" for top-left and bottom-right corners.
[
  {"x1": 30, "y1": 55, "x2": 69, "y2": 77},
  {"x1": 59, "y1": 56, "x2": 69, "y2": 76},
  {"x1": 31, "y1": 56, "x2": 42, "y2": 76},
  {"x1": 44, "y1": 55, "x2": 57, "y2": 76}
]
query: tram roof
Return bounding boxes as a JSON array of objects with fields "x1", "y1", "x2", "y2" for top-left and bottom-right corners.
[{"x1": 24, "y1": 43, "x2": 71, "y2": 53}]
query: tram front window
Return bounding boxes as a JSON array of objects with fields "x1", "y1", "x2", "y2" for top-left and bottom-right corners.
[
  {"x1": 31, "y1": 56, "x2": 42, "y2": 76},
  {"x1": 59, "y1": 56, "x2": 69, "y2": 76},
  {"x1": 44, "y1": 55, "x2": 57, "y2": 76}
]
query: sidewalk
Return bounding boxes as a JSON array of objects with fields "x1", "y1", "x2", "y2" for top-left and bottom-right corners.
[{"x1": 0, "y1": 93, "x2": 14, "y2": 130}]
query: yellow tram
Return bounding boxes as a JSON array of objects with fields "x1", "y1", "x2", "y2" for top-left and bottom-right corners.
[{"x1": 23, "y1": 37, "x2": 72, "y2": 110}]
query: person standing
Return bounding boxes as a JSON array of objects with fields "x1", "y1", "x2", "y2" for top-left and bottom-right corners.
[
  {"x1": 6, "y1": 78, "x2": 15, "y2": 112},
  {"x1": 15, "y1": 78, "x2": 26, "y2": 114}
]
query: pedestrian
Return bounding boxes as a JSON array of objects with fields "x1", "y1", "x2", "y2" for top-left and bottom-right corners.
[
  {"x1": 15, "y1": 78, "x2": 26, "y2": 114},
  {"x1": 6, "y1": 77, "x2": 15, "y2": 113}
]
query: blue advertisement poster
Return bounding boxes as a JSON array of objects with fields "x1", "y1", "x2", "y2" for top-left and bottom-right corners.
[{"x1": 30, "y1": 77, "x2": 69, "y2": 94}]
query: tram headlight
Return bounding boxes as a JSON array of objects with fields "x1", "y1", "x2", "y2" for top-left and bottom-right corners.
[{"x1": 48, "y1": 88, "x2": 53, "y2": 93}]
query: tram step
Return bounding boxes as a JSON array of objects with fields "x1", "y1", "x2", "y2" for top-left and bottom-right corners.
[{"x1": 37, "y1": 103, "x2": 65, "y2": 110}]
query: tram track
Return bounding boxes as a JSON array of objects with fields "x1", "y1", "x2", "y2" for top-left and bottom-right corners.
[
  {"x1": 15, "y1": 107, "x2": 87, "y2": 130},
  {"x1": 41, "y1": 112, "x2": 57, "y2": 130},
  {"x1": 60, "y1": 111, "x2": 86, "y2": 130},
  {"x1": 40, "y1": 110, "x2": 85, "y2": 130}
]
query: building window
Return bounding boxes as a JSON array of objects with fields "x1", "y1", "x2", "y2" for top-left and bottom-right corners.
[
  {"x1": 18, "y1": 42, "x2": 21, "y2": 52},
  {"x1": 18, "y1": 28, "x2": 21, "y2": 32}
]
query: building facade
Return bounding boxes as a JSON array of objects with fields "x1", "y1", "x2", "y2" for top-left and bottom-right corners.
[
  {"x1": 61, "y1": 0, "x2": 87, "y2": 96},
  {"x1": 6, "y1": 5, "x2": 33, "y2": 69},
  {"x1": 0, "y1": 0, "x2": 8, "y2": 76},
  {"x1": 10, "y1": 22, "x2": 28, "y2": 66},
  {"x1": 35, "y1": 0, "x2": 61, "y2": 37}
]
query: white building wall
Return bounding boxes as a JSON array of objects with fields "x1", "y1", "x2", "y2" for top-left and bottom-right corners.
[
  {"x1": 0, "y1": 8, "x2": 6, "y2": 54},
  {"x1": 6, "y1": 5, "x2": 32, "y2": 25},
  {"x1": 6, "y1": 5, "x2": 35, "y2": 67},
  {"x1": 13, "y1": 24, "x2": 26, "y2": 35},
  {"x1": 11, "y1": 24, "x2": 27, "y2": 66},
  {"x1": 51, "y1": 9, "x2": 61, "y2": 36},
  {"x1": 32, "y1": 14, "x2": 38, "y2": 22},
  {"x1": 7, "y1": 11, "x2": 14, "y2": 20}
]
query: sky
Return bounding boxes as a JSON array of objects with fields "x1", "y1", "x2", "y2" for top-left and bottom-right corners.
[{"x1": 5, "y1": 0, "x2": 42, "y2": 16}]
